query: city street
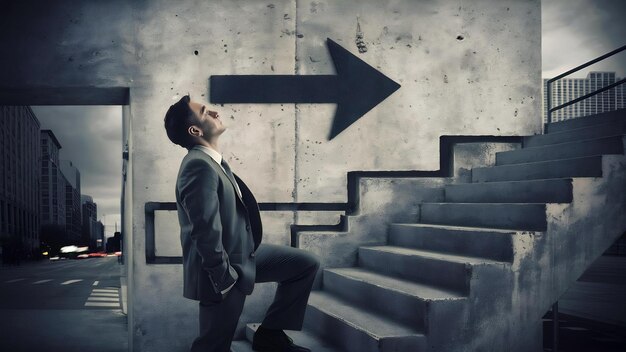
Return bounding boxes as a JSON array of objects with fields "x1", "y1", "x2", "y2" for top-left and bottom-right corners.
[{"x1": 0, "y1": 256, "x2": 127, "y2": 352}]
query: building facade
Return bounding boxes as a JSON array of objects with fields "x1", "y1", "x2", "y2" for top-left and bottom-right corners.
[
  {"x1": 40, "y1": 129, "x2": 68, "y2": 248},
  {"x1": 543, "y1": 71, "x2": 626, "y2": 123},
  {"x1": 81, "y1": 194, "x2": 100, "y2": 249},
  {"x1": 60, "y1": 160, "x2": 82, "y2": 244},
  {"x1": 95, "y1": 220, "x2": 105, "y2": 250},
  {"x1": 0, "y1": 106, "x2": 41, "y2": 261}
]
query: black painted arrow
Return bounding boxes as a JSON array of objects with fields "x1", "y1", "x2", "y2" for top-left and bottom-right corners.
[{"x1": 210, "y1": 38, "x2": 401, "y2": 140}]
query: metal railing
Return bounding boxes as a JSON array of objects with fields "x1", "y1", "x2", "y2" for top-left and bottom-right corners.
[{"x1": 546, "y1": 44, "x2": 626, "y2": 124}]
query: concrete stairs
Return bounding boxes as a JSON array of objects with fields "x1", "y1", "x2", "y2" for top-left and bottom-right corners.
[
  {"x1": 231, "y1": 323, "x2": 340, "y2": 352},
  {"x1": 232, "y1": 109, "x2": 626, "y2": 351}
]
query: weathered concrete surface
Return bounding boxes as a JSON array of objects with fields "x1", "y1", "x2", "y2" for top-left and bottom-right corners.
[
  {"x1": 0, "y1": 0, "x2": 541, "y2": 350},
  {"x1": 0, "y1": 1, "x2": 135, "y2": 98},
  {"x1": 453, "y1": 142, "x2": 520, "y2": 181},
  {"x1": 423, "y1": 139, "x2": 626, "y2": 352},
  {"x1": 297, "y1": 127, "x2": 625, "y2": 352},
  {"x1": 298, "y1": 140, "x2": 515, "y2": 288},
  {"x1": 128, "y1": 1, "x2": 298, "y2": 349},
  {"x1": 295, "y1": 0, "x2": 541, "y2": 202},
  {"x1": 300, "y1": 176, "x2": 447, "y2": 288}
]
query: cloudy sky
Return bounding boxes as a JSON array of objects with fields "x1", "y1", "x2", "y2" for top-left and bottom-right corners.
[
  {"x1": 28, "y1": 0, "x2": 625, "y2": 238},
  {"x1": 542, "y1": 0, "x2": 626, "y2": 78},
  {"x1": 31, "y1": 106, "x2": 123, "y2": 238}
]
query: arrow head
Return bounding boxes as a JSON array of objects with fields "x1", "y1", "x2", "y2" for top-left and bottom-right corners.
[{"x1": 326, "y1": 38, "x2": 401, "y2": 140}]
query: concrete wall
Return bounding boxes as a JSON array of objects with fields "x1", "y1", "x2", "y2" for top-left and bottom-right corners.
[
  {"x1": 295, "y1": 0, "x2": 541, "y2": 201},
  {"x1": 0, "y1": 0, "x2": 541, "y2": 350}
]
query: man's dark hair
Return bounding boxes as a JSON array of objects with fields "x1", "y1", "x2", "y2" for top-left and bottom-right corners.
[{"x1": 164, "y1": 94, "x2": 196, "y2": 149}]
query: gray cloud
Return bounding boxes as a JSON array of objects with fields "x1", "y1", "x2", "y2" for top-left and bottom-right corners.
[
  {"x1": 31, "y1": 105, "x2": 122, "y2": 237},
  {"x1": 543, "y1": 0, "x2": 626, "y2": 78}
]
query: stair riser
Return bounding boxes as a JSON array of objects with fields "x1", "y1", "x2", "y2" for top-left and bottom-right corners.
[
  {"x1": 323, "y1": 270, "x2": 426, "y2": 329},
  {"x1": 389, "y1": 224, "x2": 514, "y2": 262},
  {"x1": 304, "y1": 305, "x2": 423, "y2": 352},
  {"x1": 529, "y1": 120, "x2": 625, "y2": 147},
  {"x1": 242, "y1": 324, "x2": 340, "y2": 352},
  {"x1": 445, "y1": 179, "x2": 573, "y2": 203},
  {"x1": 472, "y1": 156, "x2": 603, "y2": 182},
  {"x1": 545, "y1": 109, "x2": 625, "y2": 133},
  {"x1": 358, "y1": 247, "x2": 469, "y2": 294},
  {"x1": 420, "y1": 204, "x2": 547, "y2": 231},
  {"x1": 498, "y1": 136, "x2": 624, "y2": 165}
]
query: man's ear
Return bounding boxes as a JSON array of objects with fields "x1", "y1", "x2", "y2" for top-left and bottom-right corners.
[{"x1": 188, "y1": 125, "x2": 203, "y2": 137}]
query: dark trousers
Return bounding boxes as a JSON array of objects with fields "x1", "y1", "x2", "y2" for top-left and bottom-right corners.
[{"x1": 191, "y1": 243, "x2": 320, "y2": 352}]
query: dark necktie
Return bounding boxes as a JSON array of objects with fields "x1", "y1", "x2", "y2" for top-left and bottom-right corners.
[{"x1": 220, "y1": 159, "x2": 242, "y2": 198}]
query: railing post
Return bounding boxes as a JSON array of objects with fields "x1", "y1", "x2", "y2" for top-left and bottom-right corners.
[
  {"x1": 547, "y1": 80, "x2": 552, "y2": 125},
  {"x1": 544, "y1": 44, "x2": 625, "y2": 126}
]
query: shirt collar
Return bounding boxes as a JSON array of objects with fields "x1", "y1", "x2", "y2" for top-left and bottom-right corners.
[{"x1": 192, "y1": 144, "x2": 222, "y2": 165}]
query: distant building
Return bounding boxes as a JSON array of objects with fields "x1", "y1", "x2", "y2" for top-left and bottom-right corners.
[
  {"x1": 40, "y1": 130, "x2": 66, "y2": 226},
  {"x1": 40, "y1": 129, "x2": 76, "y2": 249},
  {"x1": 0, "y1": 106, "x2": 41, "y2": 261},
  {"x1": 106, "y1": 231, "x2": 122, "y2": 253},
  {"x1": 95, "y1": 220, "x2": 105, "y2": 250},
  {"x1": 60, "y1": 160, "x2": 82, "y2": 244},
  {"x1": 81, "y1": 195, "x2": 100, "y2": 249},
  {"x1": 617, "y1": 78, "x2": 626, "y2": 111},
  {"x1": 543, "y1": 71, "x2": 626, "y2": 123}
]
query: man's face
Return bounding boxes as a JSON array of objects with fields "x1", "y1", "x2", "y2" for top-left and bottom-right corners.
[{"x1": 187, "y1": 100, "x2": 226, "y2": 139}]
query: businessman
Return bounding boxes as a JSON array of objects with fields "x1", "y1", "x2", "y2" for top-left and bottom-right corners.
[{"x1": 164, "y1": 95, "x2": 320, "y2": 352}]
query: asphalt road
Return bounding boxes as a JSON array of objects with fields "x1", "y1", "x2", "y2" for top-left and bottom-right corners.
[{"x1": 0, "y1": 256, "x2": 127, "y2": 352}]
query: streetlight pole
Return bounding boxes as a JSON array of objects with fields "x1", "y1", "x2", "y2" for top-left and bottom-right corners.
[{"x1": 102, "y1": 213, "x2": 107, "y2": 251}]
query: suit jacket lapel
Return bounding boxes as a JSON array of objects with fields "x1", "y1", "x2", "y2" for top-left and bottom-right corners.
[
  {"x1": 225, "y1": 170, "x2": 245, "y2": 206},
  {"x1": 193, "y1": 149, "x2": 246, "y2": 207}
]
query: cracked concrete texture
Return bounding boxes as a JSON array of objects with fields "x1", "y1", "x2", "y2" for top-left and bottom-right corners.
[
  {"x1": 0, "y1": 0, "x2": 541, "y2": 350},
  {"x1": 294, "y1": 0, "x2": 540, "y2": 203}
]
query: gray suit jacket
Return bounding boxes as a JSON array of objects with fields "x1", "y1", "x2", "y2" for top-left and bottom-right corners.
[{"x1": 175, "y1": 148, "x2": 263, "y2": 302}]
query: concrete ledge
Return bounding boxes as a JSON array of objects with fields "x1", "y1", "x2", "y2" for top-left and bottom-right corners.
[{"x1": 0, "y1": 87, "x2": 129, "y2": 105}]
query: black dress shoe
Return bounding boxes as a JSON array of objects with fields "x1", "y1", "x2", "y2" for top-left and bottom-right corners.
[{"x1": 252, "y1": 325, "x2": 311, "y2": 352}]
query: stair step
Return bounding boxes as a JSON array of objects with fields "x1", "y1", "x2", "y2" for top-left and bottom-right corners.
[
  {"x1": 472, "y1": 155, "x2": 603, "y2": 182},
  {"x1": 358, "y1": 245, "x2": 505, "y2": 294},
  {"x1": 498, "y1": 135, "x2": 624, "y2": 165},
  {"x1": 545, "y1": 109, "x2": 625, "y2": 133},
  {"x1": 528, "y1": 119, "x2": 626, "y2": 147},
  {"x1": 445, "y1": 178, "x2": 573, "y2": 203},
  {"x1": 389, "y1": 223, "x2": 517, "y2": 261},
  {"x1": 231, "y1": 341, "x2": 254, "y2": 352},
  {"x1": 305, "y1": 291, "x2": 426, "y2": 352},
  {"x1": 231, "y1": 323, "x2": 342, "y2": 352},
  {"x1": 420, "y1": 202, "x2": 547, "y2": 231},
  {"x1": 323, "y1": 267, "x2": 464, "y2": 330}
]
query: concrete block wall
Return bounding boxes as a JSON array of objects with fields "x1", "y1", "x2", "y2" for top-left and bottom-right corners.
[{"x1": 0, "y1": 0, "x2": 541, "y2": 350}]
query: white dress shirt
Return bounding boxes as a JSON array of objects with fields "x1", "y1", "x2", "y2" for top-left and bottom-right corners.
[{"x1": 193, "y1": 144, "x2": 242, "y2": 198}]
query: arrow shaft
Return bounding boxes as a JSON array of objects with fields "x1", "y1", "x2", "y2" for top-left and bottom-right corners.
[{"x1": 210, "y1": 75, "x2": 339, "y2": 103}]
